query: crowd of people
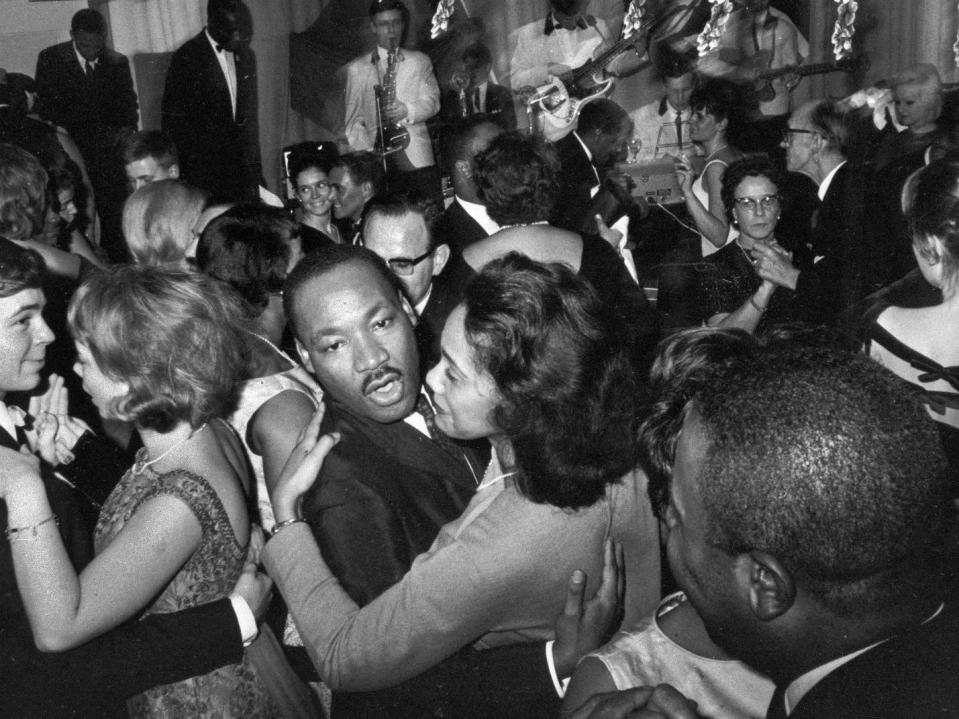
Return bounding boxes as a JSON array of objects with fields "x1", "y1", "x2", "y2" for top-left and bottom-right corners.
[{"x1": 1, "y1": 0, "x2": 959, "y2": 718}]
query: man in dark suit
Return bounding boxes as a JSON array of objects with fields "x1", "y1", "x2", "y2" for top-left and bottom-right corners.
[
  {"x1": 578, "y1": 338, "x2": 959, "y2": 718},
  {"x1": 361, "y1": 191, "x2": 460, "y2": 370},
  {"x1": 753, "y1": 99, "x2": 878, "y2": 327},
  {"x1": 550, "y1": 98, "x2": 632, "y2": 233},
  {"x1": 442, "y1": 43, "x2": 516, "y2": 131},
  {"x1": 35, "y1": 9, "x2": 139, "y2": 262},
  {"x1": 161, "y1": 0, "x2": 262, "y2": 203},
  {"x1": 0, "y1": 239, "x2": 266, "y2": 718},
  {"x1": 434, "y1": 115, "x2": 503, "y2": 256},
  {"x1": 284, "y1": 244, "x2": 593, "y2": 717}
]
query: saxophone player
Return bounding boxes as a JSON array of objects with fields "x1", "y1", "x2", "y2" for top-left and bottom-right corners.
[{"x1": 344, "y1": 0, "x2": 441, "y2": 200}]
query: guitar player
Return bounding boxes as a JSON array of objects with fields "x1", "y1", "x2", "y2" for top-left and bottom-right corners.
[
  {"x1": 508, "y1": 0, "x2": 646, "y2": 141},
  {"x1": 343, "y1": 0, "x2": 442, "y2": 202}
]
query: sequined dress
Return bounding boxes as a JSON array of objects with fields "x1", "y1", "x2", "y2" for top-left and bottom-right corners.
[{"x1": 94, "y1": 455, "x2": 280, "y2": 718}]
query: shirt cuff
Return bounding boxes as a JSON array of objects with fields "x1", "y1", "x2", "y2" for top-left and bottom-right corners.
[
  {"x1": 229, "y1": 592, "x2": 259, "y2": 647},
  {"x1": 545, "y1": 640, "x2": 571, "y2": 698}
]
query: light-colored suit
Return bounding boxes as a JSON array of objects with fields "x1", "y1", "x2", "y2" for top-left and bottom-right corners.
[{"x1": 344, "y1": 46, "x2": 440, "y2": 169}]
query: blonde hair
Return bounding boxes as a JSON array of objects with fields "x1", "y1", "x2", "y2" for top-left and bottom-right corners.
[{"x1": 122, "y1": 179, "x2": 207, "y2": 266}]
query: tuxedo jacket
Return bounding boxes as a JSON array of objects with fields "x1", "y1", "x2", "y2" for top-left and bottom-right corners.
[
  {"x1": 417, "y1": 261, "x2": 469, "y2": 371},
  {"x1": 783, "y1": 600, "x2": 959, "y2": 718},
  {"x1": 0, "y1": 423, "x2": 243, "y2": 718},
  {"x1": 34, "y1": 41, "x2": 138, "y2": 187},
  {"x1": 161, "y1": 31, "x2": 262, "y2": 202},
  {"x1": 551, "y1": 131, "x2": 600, "y2": 232},
  {"x1": 794, "y1": 162, "x2": 875, "y2": 326},
  {"x1": 434, "y1": 198, "x2": 490, "y2": 257}
]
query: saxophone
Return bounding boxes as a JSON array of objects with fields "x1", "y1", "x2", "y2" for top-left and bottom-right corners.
[{"x1": 374, "y1": 44, "x2": 411, "y2": 157}]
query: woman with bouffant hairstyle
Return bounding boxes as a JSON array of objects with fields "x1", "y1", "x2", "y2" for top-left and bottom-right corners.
[
  {"x1": 121, "y1": 178, "x2": 208, "y2": 267},
  {"x1": 0, "y1": 265, "x2": 296, "y2": 715}
]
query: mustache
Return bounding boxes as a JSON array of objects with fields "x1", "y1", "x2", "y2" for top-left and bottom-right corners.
[{"x1": 361, "y1": 366, "x2": 402, "y2": 395}]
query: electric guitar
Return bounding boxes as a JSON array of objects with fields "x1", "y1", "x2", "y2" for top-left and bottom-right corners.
[
  {"x1": 753, "y1": 54, "x2": 868, "y2": 103},
  {"x1": 529, "y1": 20, "x2": 653, "y2": 140}
]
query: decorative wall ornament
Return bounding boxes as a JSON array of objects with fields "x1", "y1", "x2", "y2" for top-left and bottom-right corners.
[
  {"x1": 430, "y1": 0, "x2": 455, "y2": 39},
  {"x1": 831, "y1": 0, "x2": 858, "y2": 60},
  {"x1": 954, "y1": 0, "x2": 959, "y2": 66},
  {"x1": 622, "y1": 0, "x2": 647, "y2": 39},
  {"x1": 697, "y1": 0, "x2": 734, "y2": 57}
]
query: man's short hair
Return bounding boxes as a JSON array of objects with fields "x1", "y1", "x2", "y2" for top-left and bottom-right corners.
[
  {"x1": 692, "y1": 341, "x2": 950, "y2": 617},
  {"x1": 577, "y1": 98, "x2": 629, "y2": 136},
  {"x1": 443, "y1": 115, "x2": 501, "y2": 173},
  {"x1": 361, "y1": 191, "x2": 440, "y2": 250},
  {"x1": 120, "y1": 131, "x2": 179, "y2": 169},
  {"x1": 659, "y1": 46, "x2": 695, "y2": 80},
  {"x1": 336, "y1": 151, "x2": 386, "y2": 195},
  {"x1": 368, "y1": 0, "x2": 406, "y2": 17},
  {"x1": 282, "y1": 243, "x2": 406, "y2": 343},
  {"x1": 804, "y1": 99, "x2": 849, "y2": 156},
  {"x1": 462, "y1": 43, "x2": 492, "y2": 71},
  {"x1": 71, "y1": 9, "x2": 106, "y2": 35},
  {"x1": 0, "y1": 239, "x2": 45, "y2": 299}
]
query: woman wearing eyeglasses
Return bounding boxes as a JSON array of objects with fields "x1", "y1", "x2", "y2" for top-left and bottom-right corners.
[
  {"x1": 290, "y1": 152, "x2": 342, "y2": 253},
  {"x1": 698, "y1": 155, "x2": 797, "y2": 333}
]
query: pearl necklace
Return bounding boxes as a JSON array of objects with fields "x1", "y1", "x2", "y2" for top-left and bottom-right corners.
[
  {"x1": 134, "y1": 423, "x2": 207, "y2": 474},
  {"x1": 703, "y1": 144, "x2": 729, "y2": 163},
  {"x1": 248, "y1": 331, "x2": 297, "y2": 369}
]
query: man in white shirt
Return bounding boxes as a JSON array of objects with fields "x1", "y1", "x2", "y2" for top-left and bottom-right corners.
[{"x1": 628, "y1": 49, "x2": 696, "y2": 162}]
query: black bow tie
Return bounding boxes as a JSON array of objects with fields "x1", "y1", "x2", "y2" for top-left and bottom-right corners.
[
  {"x1": 544, "y1": 13, "x2": 590, "y2": 35},
  {"x1": 216, "y1": 44, "x2": 234, "y2": 54}
]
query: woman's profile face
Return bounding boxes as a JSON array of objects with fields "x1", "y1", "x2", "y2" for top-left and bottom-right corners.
[
  {"x1": 426, "y1": 304, "x2": 500, "y2": 441},
  {"x1": 689, "y1": 107, "x2": 720, "y2": 143},
  {"x1": 73, "y1": 341, "x2": 129, "y2": 419}
]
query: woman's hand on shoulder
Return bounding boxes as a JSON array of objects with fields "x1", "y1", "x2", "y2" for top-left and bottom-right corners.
[{"x1": 268, "y1": 403, "x2": 340, "y2": 523}]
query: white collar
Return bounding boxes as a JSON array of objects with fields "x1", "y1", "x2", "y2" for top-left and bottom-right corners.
[
  {"x1": 572, "y1": 130, "x2": 594, "y2": 163},
  {"x1": 455, "y1": 195, "x2": 501, "y2": 236},
  {"x1": 0, "y1": 400, "x2": 25, "y2": 441},
  {"x1": 817, "y1": 160, "x2": 846, "y2": 201},
  {"x1": 477, "y1": 447, "x2": 516, "y2": 491},
  {"x1": 73, "y1": 43, "x2": 98, "y2": 69},
  {"x1": 414, "y1": 283, "x2": 433, "y2": 316}
]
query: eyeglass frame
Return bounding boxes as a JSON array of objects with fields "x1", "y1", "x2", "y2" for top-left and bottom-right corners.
[
  {"x1": 384, "y1": 249, "x2": 434, "y2": 276},
  {"x1": 733, "y1": 194, "x2": 782, "y2": 213},
  {"x1": 781, "y1": 127, "x2": 822, "y2": 142}
]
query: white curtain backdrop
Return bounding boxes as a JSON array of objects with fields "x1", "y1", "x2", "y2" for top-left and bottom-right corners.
[{"x1": 98, "y1": 0, "x2": 325, "y2": 194}]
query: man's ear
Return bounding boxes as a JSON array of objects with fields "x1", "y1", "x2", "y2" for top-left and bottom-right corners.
[
  {"x1": 294, "y1": 337, "x2": 315, "y2": 375},
  {"x1": 431, "y1": 243, "x2": 450, "y2": 276},
  {"x1": 168, "y1": 164, "x2": 181, "y2": 180},
  {"x1": 398, "y1": 291, "x2": 418, "y2": 326},
  {"x1": 360, "y1": 180, "x2": 375, "y2": 202},
  {"x1": 744, "y1": 550, "x2": 795, "y2": 621}
]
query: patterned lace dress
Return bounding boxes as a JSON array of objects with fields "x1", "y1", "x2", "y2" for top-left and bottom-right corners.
[{"x1": 94, "y1": 456, "x2": 281, "y2": 718}]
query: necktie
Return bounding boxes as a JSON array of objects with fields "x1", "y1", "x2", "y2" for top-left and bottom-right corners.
[
  {"x1": 675, "y1": 111, "x2": 684, "y2": 150},
  {"x1": 414, "y1": 394, "x2": 460, "y2": 457},
  {"x1": 472, "y1": 87, "x2": 481, "y2": 114},
  {"x1": 765, "y1": 684, "x2": 789, "y2": 719},
  {"x1": 84, "y1": 60, "x2": 94, "y2": 77}
]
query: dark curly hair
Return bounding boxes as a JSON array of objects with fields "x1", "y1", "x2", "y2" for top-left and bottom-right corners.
[
  {"x1": 720, "y1": 155, "x2": 785, "y2": 223},
  {"x1": 906, "y1": 157, "x2": 959, "y2": 286},
  {"x1": 462, "y1": 252, "x2": 642, "y2": 509},
  {"x1": 0, "y1": 239, "x2": 45, "y2": 298},
  {"x1": 196, "y1": 203, "x2": 294, "y2": 315},
  {"x1": 689, "y1": 77, "x2": 748, "y2": 150},
  {"x1": 473, "y1": 132, "x2": 560, "y2": 226}
]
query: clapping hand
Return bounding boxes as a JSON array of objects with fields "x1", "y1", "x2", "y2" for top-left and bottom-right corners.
[
  {"x1": 673, "y1": 155, "x2": 696, "y2": 196},
  {"x1": 567, "y1": 685, "x2": 701, "y2": 719},
  {"x1": 751, "y1": 241, "x2": 800, "y2": 290},
  {"x1": 27, "y1": 373, "x2": 92, "y2": 466}
]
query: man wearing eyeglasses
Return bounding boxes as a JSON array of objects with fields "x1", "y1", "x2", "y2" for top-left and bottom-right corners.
[
  {"x1": 361, "y1": 192, "x2": 455, "y2": 369},
  {"x1": 752, "y1": 99, "x2": 873, "y2": 326}
]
